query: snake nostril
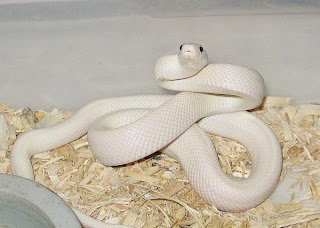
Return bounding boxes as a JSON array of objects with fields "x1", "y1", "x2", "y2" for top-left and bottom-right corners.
[{"x1": 183, "y1": 49, "x2": 193, "y2": 53}]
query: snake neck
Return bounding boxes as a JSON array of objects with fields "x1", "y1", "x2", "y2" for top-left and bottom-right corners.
[{"x1": 154, "y1": 55, "x2": 205, "y2": 81}]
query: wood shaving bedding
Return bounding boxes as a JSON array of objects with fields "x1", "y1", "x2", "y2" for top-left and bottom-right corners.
[{"x1": 0, "y1": 97, "x2": 320, "y2": 227}]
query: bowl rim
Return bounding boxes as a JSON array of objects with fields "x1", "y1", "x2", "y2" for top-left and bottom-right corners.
[{"x1": 0, "y1": 173, "x2": 81, "y2": 228}]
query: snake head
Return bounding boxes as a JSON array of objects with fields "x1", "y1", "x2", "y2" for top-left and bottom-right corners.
[{"x1": 178, "y1": 43, "x2": 208, "y2": 73}]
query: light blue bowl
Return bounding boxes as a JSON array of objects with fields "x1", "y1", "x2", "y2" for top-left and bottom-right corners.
[{"x1": 0, "y1": 174, "x2": 81, "y2": 228}]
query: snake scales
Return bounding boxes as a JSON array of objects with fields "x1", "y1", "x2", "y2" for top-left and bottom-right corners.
[{"x1": 10, "y1": 43, "x2": 282, "y2": 227}]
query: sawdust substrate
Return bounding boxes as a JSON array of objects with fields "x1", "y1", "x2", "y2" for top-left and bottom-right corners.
[{"x1": 0, "y1": 97, "x2": 320, "y2": 227}]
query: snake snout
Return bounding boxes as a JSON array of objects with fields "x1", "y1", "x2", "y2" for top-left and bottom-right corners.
[
  {"x1": 183, "y1": 48, "x2": 193, "y2": 54},
  {"x1": 180, "y1": 45, "x2": 197, "y2": 58}
]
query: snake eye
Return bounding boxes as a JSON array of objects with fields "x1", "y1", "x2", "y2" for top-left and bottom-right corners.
[
  {"x1": 180, "y1": 45, "x2": 183, "y2": 50},
  {"x1": 199, "y1": 46, "x2": 203, "y2": 52}
]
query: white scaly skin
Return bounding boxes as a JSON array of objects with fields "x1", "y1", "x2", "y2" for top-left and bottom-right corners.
[{"x1": 10, "y1": 43, "x2": 282, "y2": 227}]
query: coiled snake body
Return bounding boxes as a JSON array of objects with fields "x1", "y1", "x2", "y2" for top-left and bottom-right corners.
[{"x1": 11, "y1": 44, "x2": 282, "y2": 227}]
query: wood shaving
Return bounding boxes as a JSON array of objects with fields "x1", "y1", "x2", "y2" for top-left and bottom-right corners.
[
  {"x1": 0, "y1": 115, "x2": 9, "y2": 150},
  {"x1": 0, "y1": 97, "x2": 320, "y2": 227}
]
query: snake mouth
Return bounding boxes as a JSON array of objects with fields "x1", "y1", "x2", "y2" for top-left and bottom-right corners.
[
  {"x1": 180, "y1": 48, "x2": 198, "y2": 60},
  {"x1": 181, "y1": 52, "x2": 196, "y2": 60}
]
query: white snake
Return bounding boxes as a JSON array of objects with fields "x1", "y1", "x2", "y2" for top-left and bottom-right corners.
[{"x1": 10, "y1": 43, "x2": 282, "y2": 227}]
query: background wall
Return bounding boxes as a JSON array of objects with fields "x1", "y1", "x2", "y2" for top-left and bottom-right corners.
[{"x1": 0, "y1": 0, "x2": 319, "y2": 110}]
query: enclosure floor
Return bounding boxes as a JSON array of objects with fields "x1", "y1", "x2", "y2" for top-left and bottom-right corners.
[{"x1": 1, "y1": 97, "x2": 320, "y2": 227}]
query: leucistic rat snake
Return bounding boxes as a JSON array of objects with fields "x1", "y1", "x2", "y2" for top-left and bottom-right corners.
[{"x1": 10, "y1": 43, "x2": 282, "y2": 227}]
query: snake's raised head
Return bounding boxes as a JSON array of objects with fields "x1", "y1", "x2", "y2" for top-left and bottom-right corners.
[
  {"x1": 179, "y1": 43, "x2": 208, "y2": 74},
  {"x1": 154, "y1": 43, "x2": 209, "y2": 81}
]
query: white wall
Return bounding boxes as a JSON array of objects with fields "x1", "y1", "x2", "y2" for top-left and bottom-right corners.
[{"x1": 0, "y1": 1, "x2": 319, "y2": 110}]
